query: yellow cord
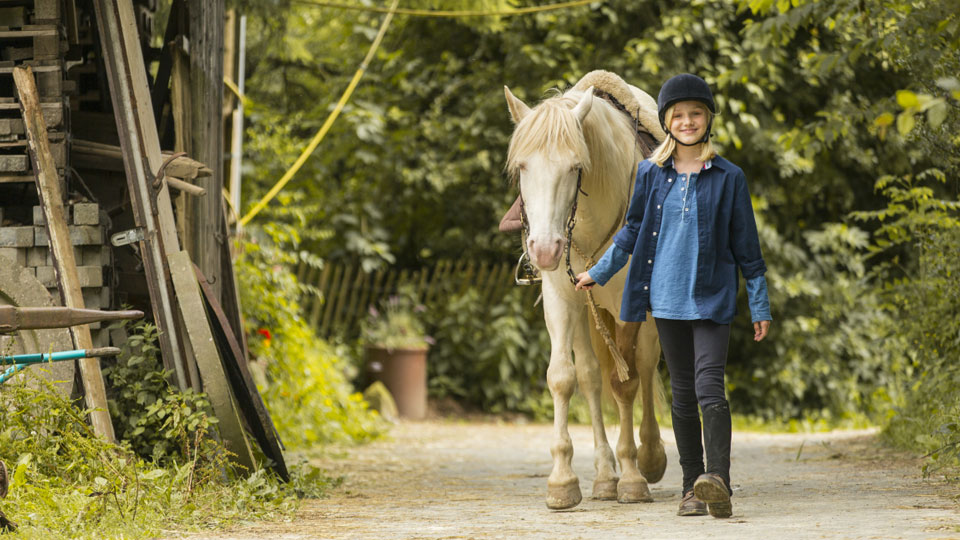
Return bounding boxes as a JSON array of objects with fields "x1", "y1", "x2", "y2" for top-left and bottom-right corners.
[
  {"x1": 238, "y1": 0, "x2": 400, "y2": 227},
  {"x1": 293, "y1": 0, "x2": 599, "y2": 17}
]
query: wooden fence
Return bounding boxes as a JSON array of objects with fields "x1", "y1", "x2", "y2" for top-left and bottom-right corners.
[{"x1": 295, "y1": 259, "x2": 539, "y2": 339}]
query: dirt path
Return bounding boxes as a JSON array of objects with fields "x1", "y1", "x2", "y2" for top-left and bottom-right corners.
[{"x1": 200, "y1": 421, "x2": 958, "y2": 539}]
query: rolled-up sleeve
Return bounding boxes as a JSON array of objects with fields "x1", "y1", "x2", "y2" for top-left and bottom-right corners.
[
  {"x1": 730, "y1": 171, "x2": 766, "y2": 280},
  {"x1": 746, "y1": 275, "x2": 772, "y2": 323}
]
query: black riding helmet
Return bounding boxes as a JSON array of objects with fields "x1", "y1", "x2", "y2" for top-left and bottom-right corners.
[{"x1": 657, "y1": 73, "x2": 716, "y2": 146}]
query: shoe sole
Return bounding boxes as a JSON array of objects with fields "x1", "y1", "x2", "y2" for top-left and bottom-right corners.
[
  {"x1": 694, "y1": 477, "x2": 732, "y2": 518},
  {"x1": 677, "y1": 507, "x2": 709, "y2": 517}
]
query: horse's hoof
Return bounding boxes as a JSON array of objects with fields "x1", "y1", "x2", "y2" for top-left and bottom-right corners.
[
  {"x1": 546, "y1": 481, "x2": 582, "y2": 510},
  {"x1": 591, "y1": 478, "x2": 618, "y2": 500},
  {"x1": 638, "y1": 444, "x2": 667, "y2": 484},
  {"x1": 617, "y1": 478, "x2": 653, "y2": 503}
]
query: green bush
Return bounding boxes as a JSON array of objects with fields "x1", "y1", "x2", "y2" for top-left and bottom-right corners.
[
  {"x1": 104, "y1": 321, "x2": 220, "y2": 466},
  {"x1": 0, "y1": 371, "x2": 327, "y2": 539},
  {"x1": 853, "y1": 171, "x2": 960, "y2": 472},
  {"x1": 236, "y1": 228, "x2": 385, "y2": 447},
  {"x1": 424, "y1": 286, "x2": 551, "y2": 415}
]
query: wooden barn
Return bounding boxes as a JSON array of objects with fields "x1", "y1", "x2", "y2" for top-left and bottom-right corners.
[{"x1": 0, "y1": 0, "x2": 284, "y2": 479}]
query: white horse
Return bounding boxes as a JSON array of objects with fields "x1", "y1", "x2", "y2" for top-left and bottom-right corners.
[{"x1": 504, "y1": 74, "x2": 666, "y2": 510}]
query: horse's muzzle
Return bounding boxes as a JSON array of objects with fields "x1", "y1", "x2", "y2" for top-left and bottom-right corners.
[{"x1": 528, "y1": 236, "x2": 564, "y2": 271}]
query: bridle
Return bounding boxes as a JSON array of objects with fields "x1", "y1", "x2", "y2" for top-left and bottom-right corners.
[{"x1": 518, "y1": 167, "x2": 589, "y2": 285}]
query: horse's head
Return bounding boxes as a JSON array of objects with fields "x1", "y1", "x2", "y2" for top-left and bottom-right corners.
[{"x1": 505, "y1": 86, "x2": 594, "y2": 271}]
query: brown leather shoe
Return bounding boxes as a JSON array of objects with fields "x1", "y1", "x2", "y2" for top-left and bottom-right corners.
[
  {"x1": 693, "y1": 473, "x2": 732, "y2": 518},
  {"x1": 677, "y1": 490, "x2": 708, "y2": 516}
]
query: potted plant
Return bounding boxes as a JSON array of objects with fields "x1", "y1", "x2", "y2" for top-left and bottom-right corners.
[{"x1": 361, "y1": 286, "x2": 432, "y2": 419}]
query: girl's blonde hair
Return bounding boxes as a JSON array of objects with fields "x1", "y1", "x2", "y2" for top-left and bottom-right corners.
[{"x1": 648, "y1": 102, "x2": 717, "y2": 167}]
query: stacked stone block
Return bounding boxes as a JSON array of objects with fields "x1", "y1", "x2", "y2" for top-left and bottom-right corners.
[
  {"x1": 0, "y1": 0, "x2": 71, "y2": 191},
  {"x1": 0, "y1": 201, "x2": 112, "y2": 347}
]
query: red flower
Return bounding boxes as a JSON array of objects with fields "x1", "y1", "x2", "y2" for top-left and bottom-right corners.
[{"x1": 257, "y1": 328, "x2": 272, "y2": 346}]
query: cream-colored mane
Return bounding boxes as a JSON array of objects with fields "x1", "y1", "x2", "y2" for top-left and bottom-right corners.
[{"x1": 506, "y1": 89, "x2": 637, "y2": 206}]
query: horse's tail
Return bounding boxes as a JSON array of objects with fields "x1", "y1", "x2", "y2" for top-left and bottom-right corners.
[{"x1": 588, "y1": 309, "x2": 668, "y2": 418}]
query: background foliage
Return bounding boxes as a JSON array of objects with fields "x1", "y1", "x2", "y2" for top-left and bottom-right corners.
[
  {"x1": 236, "y1": 0, "x2": 959, "y2": 463},
  {"x1": 235, "y1": 226, "x2": 386, "y2": 448}
]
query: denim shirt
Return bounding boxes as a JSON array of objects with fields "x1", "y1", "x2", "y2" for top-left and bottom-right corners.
[{"x1": 607, "y1": 156, "x2": 768, "y2": 324}]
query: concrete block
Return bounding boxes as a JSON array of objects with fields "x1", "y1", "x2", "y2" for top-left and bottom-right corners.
[
  {"x1": 33, "y1": 205, "x2": 69, "y2": 226},
  {"x1": 109, "y1": 326, "x2": 128, "y2": 347},
  {"x1": 82, "y1": 288, "x2": 102, "y2": 310},
  {"x1": 38, "y1": 267, "x2": 104, "y2": 291},
  {"x1": 81, "y1": 246, "x2": 106, "y2": 266},
  {"x1": 77, "y1": 266, "x2": 103, "y2": 288},
  {"x1": 100, "y1": 286, "x2": 111, "y2": 309},
  {"x1": 0, "y1": 247, "x2": 26, "y2": 266},
  {"x1": 36, "y1": 265, "x2": 56, "y2": 287},
  {"x1": 0, "y1": 227, "x2": 35, "y2": 247},
  {"x1": 26, "y1": 247, "x2": 47, "y2": 267},
  {"x1": 73, "y1": 203, "x2": 100, "y2": 225},
  {"x1": 34, "y1": 226, "x2": 104, "y2": 247}
]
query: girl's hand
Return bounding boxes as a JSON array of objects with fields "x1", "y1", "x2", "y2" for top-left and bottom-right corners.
[
  {"x1": 753, "y1": 320, "x2": 770, "y2": 342},
  {"x1": 574, "y1": 272, "x2": 596, "y2": 290}
]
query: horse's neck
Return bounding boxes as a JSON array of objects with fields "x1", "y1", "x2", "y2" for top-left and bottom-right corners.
[{"x1": 571, "y1": 136, "x2": 637, "y2": 261}]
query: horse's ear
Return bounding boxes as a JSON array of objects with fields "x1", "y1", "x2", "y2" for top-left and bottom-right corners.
[
  {"x1": 504, "y1": 86, "x2": 531, "y2": 123},
  {"x1": 572, "y1": 86, "x2": 594, "y2": 123}
]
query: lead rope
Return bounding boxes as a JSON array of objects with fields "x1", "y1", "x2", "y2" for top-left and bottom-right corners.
[
  {"x1": 571, "y1": 207, "x2": 630, "y2": 383},
  {"x1": 566, "y1": 104, "x2": 645, "y2": 383}
]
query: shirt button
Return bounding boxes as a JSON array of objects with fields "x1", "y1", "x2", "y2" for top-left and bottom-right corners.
[
  {"x1": 647, "y1": 259, "x2": 652, "y2": 264},
  {"x1": 643, "y1": 286, "x2": 649, "y2": 291},
  {"x1": 668, "y1": 179, "x2": 673, "y2": 183},
  {"x1": 657, "y1": 205, "x2": 661, "y2": 209},
  {"x1": 652, "y1": 231, "x2": 657, "y2": 236},
  {"x1": 685, "y1": 208, "x2": 690, "y2": 211}
]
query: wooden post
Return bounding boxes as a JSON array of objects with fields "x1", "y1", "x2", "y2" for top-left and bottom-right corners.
[
  {"x1": 14, "y1": 66, "x2": 116, "y2": 442},
  {"x1": 185, "y1": 0, "x2": 225, "y2": 302}
]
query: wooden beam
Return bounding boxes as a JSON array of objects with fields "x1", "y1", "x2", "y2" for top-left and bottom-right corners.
[
  {"x1": 92, "y1": 0, "x2": 188, "y2": 388},
  {"x1": 168, "y1": 250, "x2": 256, "y2": 472},
  {"x1": 13, "y1": 66, "x2": 116, "y2": 443}
]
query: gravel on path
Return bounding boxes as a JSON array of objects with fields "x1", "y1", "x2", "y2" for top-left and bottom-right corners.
[{"x1": 193, "y1": 420, "x2": 960, "y2": 540}]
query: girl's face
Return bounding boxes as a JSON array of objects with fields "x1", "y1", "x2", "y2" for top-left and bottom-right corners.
[{"x1": 669, "y1": 101, "x2": 709, "y2": 146}]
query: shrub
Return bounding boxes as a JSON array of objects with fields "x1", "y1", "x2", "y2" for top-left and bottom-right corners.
[{"x1": 236, "y1": 228, "x2": 385, "y2": 447}]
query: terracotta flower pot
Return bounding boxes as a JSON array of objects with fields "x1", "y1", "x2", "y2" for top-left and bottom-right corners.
[{"x1": 365, "y1": 345, "x2": 428, "y2": 420}]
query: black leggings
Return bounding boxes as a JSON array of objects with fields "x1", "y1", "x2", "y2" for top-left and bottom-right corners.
[
  {"x1": 655, "y1": 318, "x2": 732, "y2": 493},
  {"x1": 654, "y1": 318, "x2": 731, "y2": 414}
]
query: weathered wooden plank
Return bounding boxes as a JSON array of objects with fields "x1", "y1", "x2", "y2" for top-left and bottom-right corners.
[
  {"x1": 185, "y1": 0, "x2": 226, "y2": 303},
  {"x1": 195, "y1": 264, "x2": 288, "y2": 481},
  {"x1": 92, "y1": 0, "x2": 188, "y2": 387},
  {"x1": 308, "y1": 263, "x2": 331, "y2": 328},
  {"x1": 13, "y1": 66, "x2": 115, "y2": 443},
  {"x1": 318, "y1": 263, "x2": 342, "y2": 337},
  {"x1": 168, "y1": 250, "x2": 256, "y2": 472},
  {"x1": 0, "y1": 26, "x2": 57, "y2": 38},
  {"x1": 329, "y1": 263, "x2": 354, "y2": 334}
]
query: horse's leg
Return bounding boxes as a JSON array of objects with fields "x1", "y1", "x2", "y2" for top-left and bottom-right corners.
[
  {"x1": 608, "y1": 319, "x2": 653, "y2": 503},
  {"x1": 542, "y1": 285, "x2": 582, "y2": 510},
  {"x1": 574, "y1": 309, "x2": 618, "y2": 500},
  {"x1": 636, "y1": 317, "x2": 667, "y2": 484}
]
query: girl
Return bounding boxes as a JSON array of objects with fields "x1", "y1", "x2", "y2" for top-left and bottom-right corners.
[{"x1": 575, "y1": 73, "x2": 771, "y2": 519}]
